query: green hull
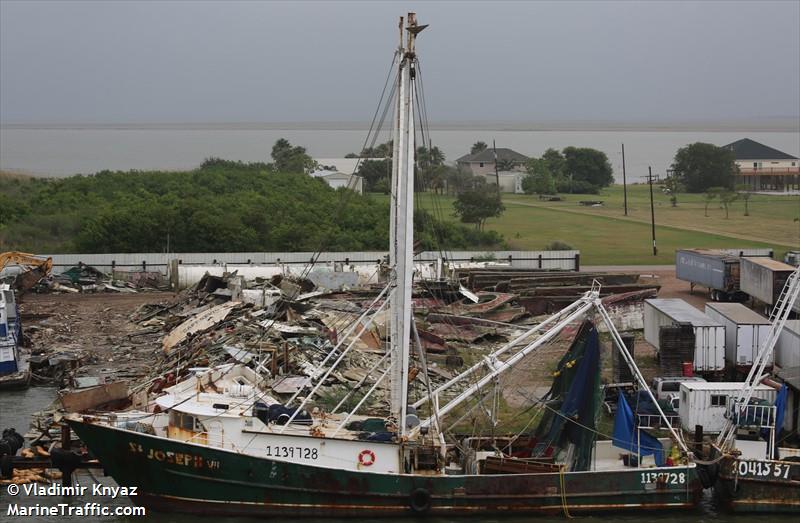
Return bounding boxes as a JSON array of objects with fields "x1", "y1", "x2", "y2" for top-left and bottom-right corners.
[
  {"x1": 716, "y1": 456, "x2": 800, "y2": 513},
  {"x1": 69, "y1": 420, "x2": 703, "y2": 517}
]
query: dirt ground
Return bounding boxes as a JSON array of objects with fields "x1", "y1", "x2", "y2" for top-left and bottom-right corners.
[
  {"x1": 638, "y1": 268, "x2": 712, "y2": 310},
  {"x1": 19, "y1": 291, "x2": 177, "y2": 383}
]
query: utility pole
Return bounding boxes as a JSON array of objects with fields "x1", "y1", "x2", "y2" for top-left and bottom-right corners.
[
  {"x1": 492, "y1": 139, "x2": 501, "y2": 197},
  {"x1": 622, "y1": 143, "x2": 628, "y2": 216},
  {"x1": 648, "y1": 166, "x2": 657, "y2": 256}
]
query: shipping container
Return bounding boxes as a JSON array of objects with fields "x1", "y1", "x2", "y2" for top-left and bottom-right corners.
[
  {"x1": 717, "y1": 248, "x2": 774, "y2": 258},
  {"x1": 675, "y1": 249, "x2": 744, "y2": 301},
  {"x1": 644, "y1": 299, "x2": 725, "y2": 372},
  {"x1": 704, "y1": 302, "x2": 772, "y2": 369},
  {"x1": 740, "y1": 257, "x2": 799, "y2": 312},
  {"x1": 774, "y1": 320, "x2": 800, "y2": 370},
  {"x1": 678, "y1": 382, "x2": 776, "y2": 433}
]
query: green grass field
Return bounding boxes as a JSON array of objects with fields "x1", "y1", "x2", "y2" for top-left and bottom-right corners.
[{"x1": 372, "y1": 185, "x2": 799, "y2": 265}]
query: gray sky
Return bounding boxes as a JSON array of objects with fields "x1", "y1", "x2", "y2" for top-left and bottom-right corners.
[{"x1": 1, "y1": 0, "x2": 799, "y2": 125}]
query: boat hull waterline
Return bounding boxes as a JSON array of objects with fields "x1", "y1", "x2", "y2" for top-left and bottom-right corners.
[
  {"x1": 716, "y1": 456, "x2": 800, "y2": 513},
  {"x1": 69, "y1": 420, "x2": 703, "y2": 517}
]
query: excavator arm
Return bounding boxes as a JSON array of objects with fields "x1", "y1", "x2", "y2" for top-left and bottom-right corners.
[{"x1": 0, "y1": 251, "x2": 53, "y2": 293}]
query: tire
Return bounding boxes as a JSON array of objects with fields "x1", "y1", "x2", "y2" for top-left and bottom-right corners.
[
  {"x1": 698, "y1": 463, "x2": 719, "y2": 489},
  {"x1": 409, "y1": 488, "x2": 432, "y2": 513},
  {"x1": 0, "y1": 455, "x2": 13, "y2": 479}
]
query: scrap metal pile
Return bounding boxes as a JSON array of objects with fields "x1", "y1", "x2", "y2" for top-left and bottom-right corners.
[
  {"x1": 125, "y1": 271, "x2": 541, "y2": 412},
  {"x1": 33, "y1": 264, "x2": 169, "y2": 294},
  {"x1": 452, "y1": 267, "x2": 660, "y2": 315},
  {"x1": 21, "y1": 265, "x2": 662, "y2": 447}
]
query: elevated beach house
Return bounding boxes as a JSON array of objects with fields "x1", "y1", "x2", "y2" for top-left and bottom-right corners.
[{"x1": 724, "y1": 138, "x2": 799, "y2": 192}]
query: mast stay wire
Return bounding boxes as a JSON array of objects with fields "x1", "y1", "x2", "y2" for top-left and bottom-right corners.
[{"x1": 299, "y1": 52, "x2": 400, "y2": 281}]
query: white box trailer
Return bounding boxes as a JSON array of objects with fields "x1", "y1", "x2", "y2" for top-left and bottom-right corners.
[
  {"x1": 678, "y1": 382, "x2": 776, "y2": 433},
  {"x1": 775, "y1": 320, "x2": 800, "y2": 370},
  {"x1": 644, "y1": 299, "x2": 725, "y2": 372},
  {"x1": 704, "y1": 302, "x2": 772, "y2": 368}
]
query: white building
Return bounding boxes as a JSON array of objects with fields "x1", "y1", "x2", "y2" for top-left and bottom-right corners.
[
  {"x1": 723, "y1": 138, "x2": 799, "y2": 192},
  {"x1": 310, "y1": 158, "x2": 382, "y2": 195},
  {"x1": 310, "y1": 170, "x2": 363, "y2": 194},
  {"x1": 489, "y1": 171, "x2": 524, "y2": 194}
]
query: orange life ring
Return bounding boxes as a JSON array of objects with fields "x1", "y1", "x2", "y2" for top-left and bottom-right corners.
[{"x1": 358, "y1": 449, "x2": 376, "y2": 467}]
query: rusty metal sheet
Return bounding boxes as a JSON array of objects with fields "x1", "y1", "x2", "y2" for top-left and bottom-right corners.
[
  {"x1": 59, "y1": 381, "x2": 129, "y2": 412},
  {"x1": 416, "y1": 328, "x2": 447, "y2": 353},
  {"x1": 481, "y1": 306, "x2": 529, "y2": 323},
  {"x1": 426, "y1": 323, "x2": 497, "y2": 343},
  {"x1": 438, "y1": 292, "x2": 517, "y2": 316}
]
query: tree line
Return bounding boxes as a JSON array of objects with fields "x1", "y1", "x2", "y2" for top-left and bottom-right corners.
[{"x1": 0, "y1": 148, "x2": 503, "y2": 253}]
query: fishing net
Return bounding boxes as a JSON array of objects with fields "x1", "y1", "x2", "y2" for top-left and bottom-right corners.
[{"x1": 532, "y1": 320, "x2": 601, "y2": 471}]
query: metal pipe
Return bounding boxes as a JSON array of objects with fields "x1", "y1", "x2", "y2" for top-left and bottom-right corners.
[
  {"x1": 418, "y1": 296, "x2": 596, "y2": 429},
  {"x1": 332, "y1": 362, "x2": 393, "y2": 437},
  {"x1": 285, "y1": 282, "x2": 391, "y2": 405},
  {"x1": 331, "y1": 351, "x2": 391, "y2": 414},
  {"x1": 412, "y1": 297, "x2": 587, "y2": 409},
  {"x1": 594, "y1": 300, "x2": 687, "y2": 452},
  {"x1": 279, "y1": 291, "x2": 393, "y2": 432}
]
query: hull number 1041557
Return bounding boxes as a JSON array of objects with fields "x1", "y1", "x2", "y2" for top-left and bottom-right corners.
[{"x1": 735, "y1": 460, "x2": 791, "y2": 479}]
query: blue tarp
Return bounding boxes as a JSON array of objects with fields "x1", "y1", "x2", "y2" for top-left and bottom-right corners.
[
  {"x1": 775, "y1": 384, "x2": 788, "y2": 437},
  {"x1": 612, "y1": 392, "x2": 665, "y2": 466}
]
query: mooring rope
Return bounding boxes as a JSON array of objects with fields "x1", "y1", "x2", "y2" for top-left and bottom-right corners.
[{"x1": 559, "y1": 464, "x2": 573, "y2": 519}]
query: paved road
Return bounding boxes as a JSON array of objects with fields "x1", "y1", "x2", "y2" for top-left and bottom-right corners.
[{"x1": 582, "y1": 265, "x2": 673, "y2": 272}]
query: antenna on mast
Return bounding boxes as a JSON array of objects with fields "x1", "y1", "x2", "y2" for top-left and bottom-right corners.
[{"x1": 398, "y1": 16, "x2": 404, "y2": 50}]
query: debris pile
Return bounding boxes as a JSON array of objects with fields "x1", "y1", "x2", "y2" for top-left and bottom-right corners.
[
  {"x1": 451, "y1": 268, "x2": 660, "y2": 315},
  {"x1": 19, "y1": 265, "x2": 662, "y2": 447},
  {"x1": 124, "y1": 271, "x2": 529, "y2": 412},
  {"x1": 33, "y1": 264, "x2": 169, "y2": 294}
]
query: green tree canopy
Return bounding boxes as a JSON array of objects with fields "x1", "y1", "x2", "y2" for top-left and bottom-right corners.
[
  {"x1": 522, "y1": 159, "x2": 556, "y2": 195},
  {"x1": 354, "y1": 140, "x2": 393, "y2": 158},
  {"x1": 541, "y1": 148, "x2": 566, "y2": 178},
  {"x1": 0, "y1": 159, "x2": 504, "y2": 253},
  {"x1": 471, "y1": 141, "x2": 488, "y2": 155},
  {"x1": 417, "y1": 145, "x2": 445, "y2": 168},
  {"x1": 671, "y1": 142, "x2": 737, "y2": 193},
  {"x1": 270, "y1": 139, "x2": 315, "y2": 173},
  {"x1": 453, "y1": 191, "x2": 505, "y2": 230},
  {"x1": 356, "y1": 159, "x2": 392, "y2": 192},
  {"x1": 562, "y1": 146, "x2": 614, "y2": 190}
]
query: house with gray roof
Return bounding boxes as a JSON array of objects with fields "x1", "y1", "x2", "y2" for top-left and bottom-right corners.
[
  {"x1": 724, "y1": 138, "x2": 799, "y2": 192},
  {"x1": 456, "y1": 148, "x2": 529, "y2": 181}
]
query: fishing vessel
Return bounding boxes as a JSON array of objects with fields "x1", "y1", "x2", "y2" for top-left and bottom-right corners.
[
  {"x1": 713, "y1": 266, "x2": 800, "y2": 512},
  {"x1": 67, "y1": 13, "x2": 702, "y2": 516},
  {"x1": 0, "y1": 284, "x2": 30, "y2": 390}
]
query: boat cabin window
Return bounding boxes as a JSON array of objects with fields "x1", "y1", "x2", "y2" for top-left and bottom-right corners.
[
  {"x1": 710, "y1": 394, "x2": 727, "y2": 407},
  {"x1": 169, "y1": 410, "x2": 201, "y2": 431}
]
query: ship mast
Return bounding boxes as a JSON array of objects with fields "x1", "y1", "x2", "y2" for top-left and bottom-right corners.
[{"x1": 389, "y1": 13, "x2": 424, "y2": 439}]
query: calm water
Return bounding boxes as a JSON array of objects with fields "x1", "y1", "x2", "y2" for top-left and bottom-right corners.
[
  {"x1": 1, "y1": 126, "x2": 798, "y2": 182},
  {"x1": 1, "y1": 387, "x2": 797, "y2": 522}
]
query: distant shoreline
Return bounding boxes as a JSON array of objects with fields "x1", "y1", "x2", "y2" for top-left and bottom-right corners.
[{"x1": 2, "y1": 120, "x2": 799, "y2": 133}]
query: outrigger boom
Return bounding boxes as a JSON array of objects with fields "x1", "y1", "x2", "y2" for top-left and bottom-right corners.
[{"x1": 414, "y1": 284, "x2": 689, "y2": 453}]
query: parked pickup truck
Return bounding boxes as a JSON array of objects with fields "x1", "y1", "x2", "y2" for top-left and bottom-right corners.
[{"x1": 652, "y1": 376, "x2": 707, "y2": 409}]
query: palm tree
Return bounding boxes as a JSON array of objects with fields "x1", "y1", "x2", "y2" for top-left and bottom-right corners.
[{"x1": 471, "y1": 141, "x2": 488, "y2": 155}]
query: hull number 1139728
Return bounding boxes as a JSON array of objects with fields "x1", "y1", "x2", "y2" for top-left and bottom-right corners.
[{"x1": 640, "y1": 472, "x2": 686, "y2": 485}]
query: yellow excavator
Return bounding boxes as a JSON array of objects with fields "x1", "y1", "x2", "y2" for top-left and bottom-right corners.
[{"x1": 0, "y1": 251, "x2": 53, "y2": 294}]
